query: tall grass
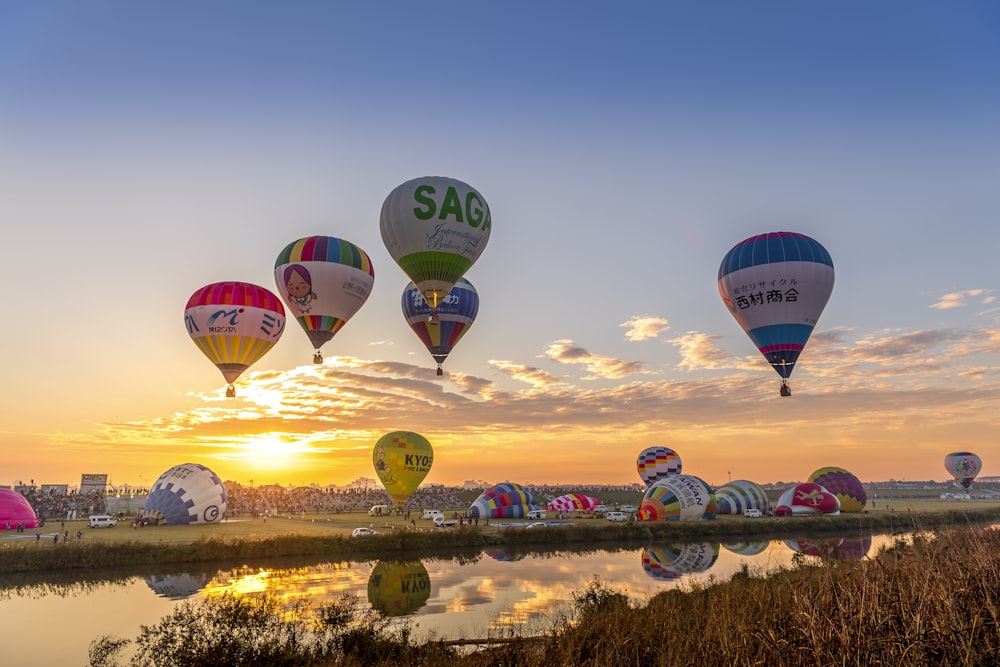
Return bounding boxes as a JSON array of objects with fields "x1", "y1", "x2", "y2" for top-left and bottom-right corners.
[{"x1": 89, "y1": 523, "x2": 1000, "y2": 666}]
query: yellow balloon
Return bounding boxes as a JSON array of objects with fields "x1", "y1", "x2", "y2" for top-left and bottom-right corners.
[{"x1": 373, "y1": 431, "x2": 433, "y2": 507}]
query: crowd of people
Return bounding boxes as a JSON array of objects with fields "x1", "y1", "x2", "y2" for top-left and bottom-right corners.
[
  {"x1": 223, "y1": 483, "x2": 467, "y2": 517},
  {"x1": 18, "y1": 486, "x2": 107, "y2": 522}
]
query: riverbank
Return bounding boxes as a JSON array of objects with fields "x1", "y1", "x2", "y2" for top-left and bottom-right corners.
[{"x1": 4, "y1": 504, "x2": 1000, "y2": 575}]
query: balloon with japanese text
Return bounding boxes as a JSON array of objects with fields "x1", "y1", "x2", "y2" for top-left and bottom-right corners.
[
  {"x1": 373, "y1": 432, "x2": 433, "y2": 507},
  {"x1": 274, "y1": 236, "x2": 375, "y2": 364},
  {"x1": 184, "y1": 281, "x2": 285, "y2": 397},
  {"x1": 944, "y1": 452, "x2": 982, "y2": 490},
  {"x1": 638, "y1": 474, "x2": 715, "y2": 522},
  {"x1": 367, "y1": 560, "x2": 431, "y2": 617},
  {"x1": 718, "y1": 232, "x2": 834, "y2": 396},
  {"x1": 381, "y1": 176, "x2": 491, "y2": 311},
  {"x1": 402, "y1": 277, "x2": 478, "y2": 375}
]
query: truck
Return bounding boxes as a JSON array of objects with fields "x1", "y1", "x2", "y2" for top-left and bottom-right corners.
[{"x1": 433, "y1": 516, "x2": 460, "y2": 528}]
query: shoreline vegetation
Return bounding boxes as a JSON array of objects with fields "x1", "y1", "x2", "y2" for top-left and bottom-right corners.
[
  {"x1": 3, "y1": 504, "x2": 1000, "y2": 576},
  {"x1": 80, "y1": 515, "x2": 1000, "y2": 666}
]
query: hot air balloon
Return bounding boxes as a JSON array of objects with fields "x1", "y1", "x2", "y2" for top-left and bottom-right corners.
[
  {"x1": 808, "y1": 467, "x2": 867, "y2": 513},
  {"x1": 142, "y1": 463, "x2": 228, "y2": 525},
  {"x1": 718, "y1": 232, "x2": 834, "y2": 396},
  {"x1": 373, "y1": 432, "x2": 433, "y2": 507},
  {"x1": 546, "y1": 493, "x2": 601, "y2": 513},
  {"x1": 773, "y1": 483, "x2": 840, "y2": 517},
  {"x1": 380, "y1": 176, "x2": 491, "y2": 319},
  {"x1": 715, "y1": 480, "x2": 769, "y2": 515},
  {"x1": 944, "y1": 452, "x2": 982, "y2": 491},
  {"x1": 0, "y1": 488, "x2": 40, "y2": 530},
  {"x1": 638, "y1": 475, "x2": 715, "y2": 522},
  {"x1": 402, "y1": 277, "x2": 478, "y2": 375},
  {"x1": 636, "y1": 446, "x2": 682, "y2": 487},
  {"x1": 274, "y1": 236, "x2": 375, "y2": 364},
  {"x1": 641, "y1": 543, "x2": 720, "y2": 581},
  {"x1": 367, "y1": 560, "x2": 431, "y2": 616},
  {"x1": 184, "y1": 281, "x2": 286, "y2": 397},
  {"x1": 469, "y1": 483, "x2": 540, "y2": 519}
]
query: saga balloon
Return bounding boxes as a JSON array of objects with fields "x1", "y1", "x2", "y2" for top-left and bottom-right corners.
[
  {"x1": 718, "y1": 232, "x2": 834, "y2": 396},
  {"x1": 142, "y1": 463, "x2": 228, "y2": 525},
  {"x1": 274, "y1": 236, "x2": 375, "y2": 364},
  {"x1": 373, "y1": 432, "x2": 433, "y2": 507},
  {"x1": 636, "y1": 446, "x2": 682, "y2": 487},
  {"x1": 184, "y1": 281, "x2": 286, "y2": 397},
  {"x1": 380, "y1": 176, "x2": 491, "y2": 313},
  {"x1": 402, "y1": 277, "x2": 478, "y2": 375},
  {"x1": 944, "y1": 452, "x2": 982, "y2": 490}
]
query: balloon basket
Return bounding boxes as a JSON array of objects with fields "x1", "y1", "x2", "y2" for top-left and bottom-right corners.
[{"x1": 225, "y1": 385, "x2": 236, "y2": 398}]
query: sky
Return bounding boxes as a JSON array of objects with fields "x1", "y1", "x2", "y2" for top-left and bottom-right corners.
[{"x1": 2, "y1": 2, "x2": 999, "y2": 491}]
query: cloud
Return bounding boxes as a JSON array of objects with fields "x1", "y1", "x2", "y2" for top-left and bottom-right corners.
[
  {"x1": 542, "y1": 339, "x2": 646, "y2": 379},
  {"x1": 620, "y1": 315, "x2": 670, "y2": 341},
  {"x1": 669, "y1": 332, "x2": 752, "y2": 372},
  {"x1": 930, "y1": 289, "x2": 994, "y2": 310}
]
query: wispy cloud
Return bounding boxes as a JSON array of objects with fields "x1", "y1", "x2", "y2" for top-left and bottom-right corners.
[
  {"x1": 930, "y1": 289, "x2": 995, "y2": 310},
  {"x1": 620, "y1": 315, "x2": 670, "y2": 341},
  {"x1": 542, "y1": 339, "x2": 646, "y2": 379}
]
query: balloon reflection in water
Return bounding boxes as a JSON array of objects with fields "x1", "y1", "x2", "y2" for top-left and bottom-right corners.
[
  {"x1": 145, "y1": 574, "x2": 210, "y2": 600},
  {"x1": 367, "y1": 561, "x2": 431, "y2": 617},
  {"x1": 641, "y1": 543, "x2": 720, "y2": 581},
  {"x1": 722, "y1": 541, "x2": 769, "y2": 557},
  {"x1": 484, "y1": 548, "x2": 527, "y2": 562}
]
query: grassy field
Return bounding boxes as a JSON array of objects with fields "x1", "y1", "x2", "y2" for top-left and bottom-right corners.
[{"x1": 13, "y1": 492, "x2": 1000, "y2": 549}]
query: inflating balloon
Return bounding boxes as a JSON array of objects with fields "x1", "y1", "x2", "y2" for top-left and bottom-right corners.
[
  {"x1": 944, "y1": 452, "x2": 982, "y2": 490},
  {"x1": 381, "y1": 176, "x2": 491, "y2": 315},
  {"x1": 638, "y1": 475, "x2": 715, "y2": 522},
  {"x1": 373, "y1": 432, "x2": 433, "y2": 507},
  {"x1": 402, "y1": 277, "x2": 478, "y2": 375},
  {"x1": 636, "y1": 446, "x2": 682, "y2": 487},
  {"x1": 774, "y1": 483, "x2": 840, "y2": 516},
  {"x1": 718, "y1": 232, "x2": 834, "y2": 396},
  {"x1": 0, "y1": 488, "x2": 41, "y2": 530},
  {"x1": 469, "y1": 482, "x2": 539, "y2": 519},
  {"x1": 274, "y1": 236, "x2": 375, "y2": 364},
  {"x1": 142, "y1": 463, "x2": 228, "y2": 525},
  {"x1": 546, "y1": 493, "x2": 601, "y2": 513},
  {"x1": 808, "y1": 467, "x2": 867, "y2": 513},
  {"x1": 715, "y1": 480, "x2": 769, "y2": 515},
  {"x1": 184, "y1": 281, "x2": 286, "y2": 397}
]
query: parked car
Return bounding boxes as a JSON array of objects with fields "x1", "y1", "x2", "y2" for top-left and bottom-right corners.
[
  {"x1": 352, "y1": 527, "x2": 377, "y2": 537},
  {"x1": 88, "y1": 514, "x2": 117, "y2": 528},
  {"x1": 525, "y1": 522, "x2": 547, "y2": 529},
  {"x1": 619, "y1": 505, "x2": 637, "y2": 513},
  {"x1": 606, "y1": 511, "x2": 628, "y2": 522},
  {"x1": 422, "y1": 509, "x2": 445, "y2": 520},
  {"x1": 744, "y1": 508, "x2": 763, "y2": 518},
  {"x1": 593, "y1": 504, "x2": 609, "y2": 514}
]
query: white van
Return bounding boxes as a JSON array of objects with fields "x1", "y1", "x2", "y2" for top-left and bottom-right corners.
[
  {"x1": 744, "y1": 508, "x2": 763, "y2": 518},
  {"x1": 606, "y1": 511, "x2": 628, "y2": 522},
  {"x1": 526, "y1": 509, "x2": 547, "y2": 519},
  {"x1": 368, "y1": 504, "x2": 390, "y2": 516},
  {"x1": 88, "y1": 514, "x2": 117, "y2": 528},
  {"x1": 422, "y1": 509, "x2": 444, "y2": 520},
  {"x1": 593, "y1": 504, "x2": 608, "y2": 514}
]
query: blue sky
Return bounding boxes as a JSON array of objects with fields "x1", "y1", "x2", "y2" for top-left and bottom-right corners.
[{"x1": 2, "y1": 2, "x2": 999, "y2": 489}]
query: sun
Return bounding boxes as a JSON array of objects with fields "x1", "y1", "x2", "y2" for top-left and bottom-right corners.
[{"x1": 237, "y1": 436, "x2": 309, "y2": 469}]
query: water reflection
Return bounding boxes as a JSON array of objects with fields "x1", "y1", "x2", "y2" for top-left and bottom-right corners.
[
  {"x1": 0, "y1": 531, "x2": 901, "y2": 664},
  {"x1": 367, "y1": 560, "x2": 431, "y2": 616}
]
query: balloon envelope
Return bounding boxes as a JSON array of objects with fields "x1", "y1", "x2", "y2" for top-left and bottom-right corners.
[
  {"x1": 0, "y1": 489, "x2": 40, "y2": 530},
  {"x1": 184, "y1": 282, "x2": 286, "y2": 395},
  {"x1": 636, "y1": 446, "x2": 682, "y2": 487},
  {"x1": 774, "y1": 483, "x2": 840, "y2": 517},
  {"x1": 380, "y1": 176, "x2": 491, "y2": 309},
  {"x1": 808, "y1": 467, "x2": 867, "y2": 513},
  {"x1": 718, "y1": 232, "x2": 834, "y2": 383},
  {"x1": 546, "y1": 493, "x2": 600, "y2": 512},
  {"x1": 642, "y1": 543, "x2": 720, "y2": 581},
  {"x1": 143, "y1": 463, "x2": 228, "y2": 525},
  {"x1": 274, "y1": 236, "x2": 374, "y2": 360},
  {"x1": 402, "y1": 277, "x2": 478, "y2": 373},
  {"x1": 373, "y1": 432, "x2": 433, "y2": 507},
  {"x1": 469, "y1": 483, "x2": 539, "y2": 519},
  {"x1": 944, "y1": 452, "x2": 982, "y2": 490},
  {"x1": 715, "y1": 480, "x2": 769, "y2": 515},
  {"x1": 638, "y1": 475, "x2": 715, "y2": 522}
]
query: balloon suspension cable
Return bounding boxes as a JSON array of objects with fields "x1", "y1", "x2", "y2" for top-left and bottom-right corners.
[
  {"x1": 313, "y1": 351, "x2": 324, "y2": 364},
  {"x1": 226, "y1": 384, "x2": 236, "y2": 398}
]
